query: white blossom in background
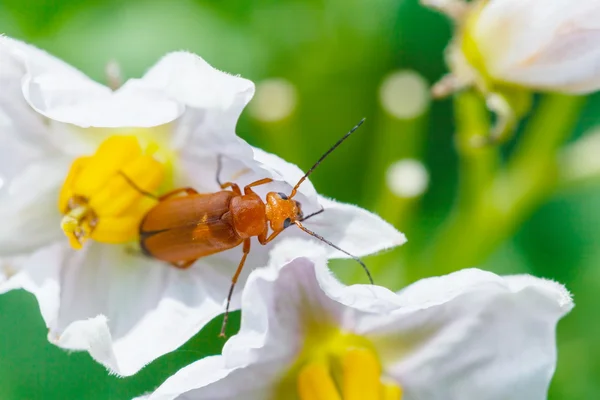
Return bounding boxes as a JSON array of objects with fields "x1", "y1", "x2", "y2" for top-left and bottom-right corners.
[
  {"x1": 0, "y1": 37, "x2": 405, "y2": 376},
  {"x1": 421, "y1": 0, "x2": 600, "y2": 140},
  {"x1": 139, "y1": 240, "x2": 573, "y2": 400}
]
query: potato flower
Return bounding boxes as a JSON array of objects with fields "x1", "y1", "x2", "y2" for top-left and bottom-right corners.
[
  {"x1": 0, "y1": 37, "x2": 405, "y2": 376},
  {"x1": 422, "y1": 0, "x2": 600, "y2": 141},
  {"x1": 140, "y1": 240, "x2": 573, "y2": 400}
]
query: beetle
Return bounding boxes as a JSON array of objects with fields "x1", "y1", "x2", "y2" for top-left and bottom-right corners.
[{"x1": 137, "y1": 119, "x2": 370, "y2": 336}]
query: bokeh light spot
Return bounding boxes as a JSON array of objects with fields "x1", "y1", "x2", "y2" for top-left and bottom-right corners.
[
  {"x1": 386, "y1": 159, "x2": 429, "y2": 198},
  {"x1": 248, "y1": 78, "x2": 298, "y2": 122},
  {"x1": 379, "y1": 70, "x2": 430, "y2": 120}
]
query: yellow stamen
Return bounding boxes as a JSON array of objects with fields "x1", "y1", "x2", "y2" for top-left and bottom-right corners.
[
  {"x1": 381, "y1": 380, "x2": 403, "y2": 400},
  {"x1": 59, "y1": 135, "x2": 165, "y2": 248},
  {"x1": 60, "y1": 204, "x2": 95, "y2": 249},
  {"x1": 297, "y1": 362, "x2": 342, "y2": 400},
  {"x1": 342, "y1": 348, "x2": 381, "y2": 400},
  {"x1": 285, "y1": 330, "x2": 403, "y2": 400}
]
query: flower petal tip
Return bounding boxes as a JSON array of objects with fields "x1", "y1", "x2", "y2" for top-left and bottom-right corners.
[
  {"x1": 506, "y1": 274, "x2": 575, "y2": 313},
  {"x1": 51, "y1": 314, "x2": 131, "y2": 376}
]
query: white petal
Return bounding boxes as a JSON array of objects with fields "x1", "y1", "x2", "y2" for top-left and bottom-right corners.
[
  {"x1": 0, "y1": 36, "x2": 183, "y2": 128},
  {"x1": 0, "y1": 38, "x2": 62, "y2": 200},
  {"x1": 143, "y1": 243, "x2": 353, "y2": 399},
  {"x1": 0, "y1": 157, "x2": 69, "y2": 254},
  {"x1": 246, "y1": 150, "x2": 406, "y2": 258},
  {"x1": 179, "y1": 147, "x2": 319, "y2": 213},
  {"x1": 143, "y1": 241, "x2": 411, "y2": 399},
  {"x1": 0, "y1": 42, "x2": 58, "y2": 172},
  {"x1": 135, "y1": 52, "x2": 254, "y2": 115},
  {"x1": 250, "y1": 147, "x2": 318, "y2": 201},
  {"x1": 0, "y1": 243, "x2": 65, "y2": 324},
  {"x1": 474, "y1": 0, "x2": 600, "y2": 92},
  {"x1": 46, "y1": 243, "x2": 235, "y2": 376},
  {"x1": 0, "y1": 254, "x2": 27, "y2": 284},
  {"x1": 267, "y1": 237, "x2": 405, "y2": 314},
  {"x1": 143, "y1": 356, "x2": 274, "y2": 400},
  {"x1": 227, "y1": 242, "x2": 343, "y2": 358},
  {"x1": 130, "y1": 51, "x2": 254, "y2": 153},
  {"x1": 300, "y1": 196, "x2": 407, "y2": 258},
  {"x1": 355, "y1": 268, "x2": 573, "y2": 400},
  {"x1": 176, "y1": 147, "x2": 405, "y2": 292}
]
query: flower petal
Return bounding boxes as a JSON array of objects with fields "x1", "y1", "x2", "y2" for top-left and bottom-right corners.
[
  {"x1": 355, "y1": 268, "x2": 573, "y2": 400},
  {"x1": 43, "y1": 243, "x2": 236, "y2": 376},
  {"x1": 474, "y1": 0, "x2": 600, "y2": 92},
  {"x1": 175, "y1": 145, "x2": 405, "y2": 294},
  {"x1": 128, "y1": 51, "x2": 255, "y2": 153},
  {"x1": 0, "y1": 157, "x2": 70, "y2": 254},
  {"x1": 0, "y1": 243, "x2": 64, "y2": 324},
  {"x1": 140, "y1": 356, "x2": 274, "y2": 400},
  {"x1": 244, "y1": 150, "x2": 406, "y2": 259},
  {"x1": 301, "y1": 196, "x2": 407, "y2": 259},
  {"x1": 0, "y1": 36, "x2": 183, "y2": 128},
  {"x1": 0, "y1": 40, "x2": 59, "y2": 178},
  {"x1": 142, "y1": 240, "x2": 402, "y2": 399}
]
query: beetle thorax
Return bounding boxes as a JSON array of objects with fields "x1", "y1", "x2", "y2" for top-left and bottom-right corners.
[
  {"x1": 230, "y1": 192, "x2": 267, "y2": 239},
  {"x1": 266, "y1": 192, "x2": 303, "y2": 232}
]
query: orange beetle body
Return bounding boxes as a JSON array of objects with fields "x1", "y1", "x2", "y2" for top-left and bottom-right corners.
[
  {"x1": 141, "y1": 190, "x2": 258, "y2": 266},
  {"x1": 137, "y1": 119, "x2": 368, "y2": 336},
  {"x1": 139, "y1": 180, "x2": 301, "y2": 268}
]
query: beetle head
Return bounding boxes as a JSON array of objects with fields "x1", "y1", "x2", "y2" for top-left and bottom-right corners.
[{"x1": 266, "y1": 191, "x2": 304, "y2": 232}]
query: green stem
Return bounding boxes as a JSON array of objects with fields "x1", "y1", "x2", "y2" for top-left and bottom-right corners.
[
  {"x1": 361, "y1": 109, "x2": 429, "y2": 288},
  {"x1": 420, "y1": 94, "x2": 585, "y2": 277},
  {"x1": 453, "y1": 90, "x2": 499, "y2": 209}
]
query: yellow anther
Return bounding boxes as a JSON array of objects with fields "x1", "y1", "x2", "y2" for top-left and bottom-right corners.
[
  {"x1": 58, "y1": 135, "x2": 165, "y2": 249},
  {"x1": 288, "y1": 331, "x2": 403, "y2": 400},
  {"x1": 71, "y1": 136, "x2": 142, "y2": 198},
  {"x1": 342, "y1": 347, "x2": 381, "y2": 400},
  {"x1": 381, "y1": 380, "x2": 403, "y2": 400},
  {"x1": 60, "y1": 203, "x2": 96, "y2": 249},
  {"x1": 145, "y1": 142, "x2": 160, "y2": 156},
  {"x1": 297, "y1": 362, "x2": 342, "y2": 400}
]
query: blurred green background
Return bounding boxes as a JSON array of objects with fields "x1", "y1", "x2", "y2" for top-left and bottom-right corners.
[{"x1": 1, "y1": 0, "x2": 599, "y2": 398}]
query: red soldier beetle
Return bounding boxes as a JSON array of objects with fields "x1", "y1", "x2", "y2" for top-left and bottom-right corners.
[{"x1": 135, "y1": 118, "x2": 370, "y2": 336}]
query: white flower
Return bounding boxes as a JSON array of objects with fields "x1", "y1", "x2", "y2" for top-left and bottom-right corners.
[
  {"x1": 0, "y1": 37, "x2": 405, "y2": 376},
  {"x1": 422, "y1": 0, "x2": 600, "y2": 141},
  {"x1": 427, "y1": 0, "x2": 600, "y2": 93},
  {"x1": 139, "y1": 239, "x2": 573, "y2": 400}
]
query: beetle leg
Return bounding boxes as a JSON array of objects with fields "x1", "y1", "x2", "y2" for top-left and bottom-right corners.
[
  {"x1": 216, "y1": 154, "x2": 224, "y2": 186},
  {"x1": 170, "y1": 259, "x2": 197, "y2": 269},
  {"x1": 220, "y1": 182, "x2": 242, "y2": 195},
  {"x1": 220, "y1": 238, "x2": 251, "y2": 338},
  {"x1": 118, "y1": 171, "x2": 158, "y2": 199},
  {"x1": 158, "y1": 187, "x2": 199, "y2": 201},
  {"x1": 258, "y1": 229, "x2": 282, "y2": 245},
  {"x1": 243, "y1": 178, "x2": 273, "y2": 194}
]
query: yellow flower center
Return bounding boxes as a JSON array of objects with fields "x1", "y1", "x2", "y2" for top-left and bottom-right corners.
[
  {"x1": 276, "y1": 330, "x2": 402, "y2": 400},
  {"x1": 58, "y1": 135, "x2": 166, "y2": 249}
]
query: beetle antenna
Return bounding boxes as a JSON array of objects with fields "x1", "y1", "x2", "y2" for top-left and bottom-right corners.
[
  {"x1": 289, "y1": 118, "x2": 366, "y2": 199},
  {"x1": 118, "y1": 171, "x2": 158, "y2": 199},
  {"x1": 299, "y1": 208, "x2": 325, "y2": 222},
  {"x1": 294, "y1": 221, "x2": 373, "y2": 284}
]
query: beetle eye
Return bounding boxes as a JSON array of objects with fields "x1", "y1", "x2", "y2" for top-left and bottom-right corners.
[
  {"x1": 294, "y1": 201, "x2": 304, "y2": 219},
  {"x1": 283, "y1": 218, "x2": 292, "y2": 228},
  {"x1": 278, "y1": 192, "x2": 289, "y2": 200}
]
